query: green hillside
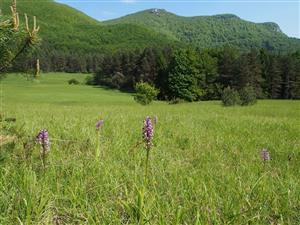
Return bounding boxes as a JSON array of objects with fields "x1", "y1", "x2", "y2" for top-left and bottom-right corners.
[
  {"x1": 1, "y1": 1, "x2": 299, "y2": 72},
  {"x1": 2, "y1": 1, "x2": 298, "y2": 54},
  {"x1": 0, "y1": 0, "x2": 179, "y2": 72},
  {"x1": 106, "y1": 9, "x2": 300, "y2": 52},
  {"x1": 0, "y1": 0, "x2": 177, "y2": 53}
]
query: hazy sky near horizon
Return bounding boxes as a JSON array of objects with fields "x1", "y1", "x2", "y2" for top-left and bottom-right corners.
[{"x1": 56, "y1": 0, "x2": 300, "y2": 38}]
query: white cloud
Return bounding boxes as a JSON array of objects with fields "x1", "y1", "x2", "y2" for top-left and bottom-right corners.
[{"x1": 120, "y1": 0, "x2": 137, "y2": 4}]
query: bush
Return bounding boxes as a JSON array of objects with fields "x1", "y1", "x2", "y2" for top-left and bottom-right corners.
[
  {"x1": 134, "y1": 82, "x2": 159, "y2": 105},
  {"x1": 240, "y1": 85, "x2": 257, "y2": 106},
  {"x1": 68, "y1": 78, "x2": 80, "y2": 85},
  {"x1": 221, "y1": 87, "x2": 241, "y2": 106}
]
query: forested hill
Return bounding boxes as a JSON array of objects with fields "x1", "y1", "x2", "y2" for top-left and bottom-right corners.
[
  {"x1": 0, "y1": 0, "x2": 178, "y2": 72},
  {"x1": 1, "y1": 0, "x2": 177, "y2": 52},
  {"x1": 0, "y1": 0, "x2": 299, "y2": 72},
  {"x1": 106, "y1": 9, "x2": 300, "y2": 52}
]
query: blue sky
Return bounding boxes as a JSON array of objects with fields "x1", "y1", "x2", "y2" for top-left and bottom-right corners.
[{"x1": 56, "y1": 0, "x2": 300, "y2": 38}]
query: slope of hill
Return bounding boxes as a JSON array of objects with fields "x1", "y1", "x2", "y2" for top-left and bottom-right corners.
[
  {"x1": 106, "y1": 9, "x2": 300, "y2": 52},
  {"x1": 1, "y1": 1, "x2": 299, "y2": 72},
  {"x1": 0, "y1": 0, "x2": 180, "y2": 72},
  {"x1": 0, "y1": 0, "x2": 178, "y2": 53}
]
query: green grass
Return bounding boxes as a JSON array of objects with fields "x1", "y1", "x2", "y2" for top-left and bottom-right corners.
[
  {"x1": 1, "y1": 73, "x2": 131, "y2": 106},
  {"x1": 0, "y1": 73, "x2": 299, "y2": 224}
]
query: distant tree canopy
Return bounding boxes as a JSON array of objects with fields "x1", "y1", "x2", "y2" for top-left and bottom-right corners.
[
  {"x1": 93, "y1": 47, "x2": 300, "y2": 100},
  {"x1": 0, "y1": 0, "x2": 39, "y2": 77},
  {"x1": 107, "y1": 10, "x2": 300, "y2": 53}
]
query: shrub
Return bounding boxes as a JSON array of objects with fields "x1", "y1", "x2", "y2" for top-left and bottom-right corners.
[
  {"x1": 68, "y1": 78, "x2": 80, "y2": 85},
  {"x1": 240, "y1": 85, "x2": 257, "y2": 106},
  {"x1": 134, "y1": 82, "x2": 159, "y2": 105},
  {"x1": 221, "y1": 87, "x2": 241, "y2": 106}
]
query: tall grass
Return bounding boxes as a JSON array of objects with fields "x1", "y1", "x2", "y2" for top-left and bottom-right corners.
[{"x1": 0, "y1": 73, "x2": 299, "y2": 224}]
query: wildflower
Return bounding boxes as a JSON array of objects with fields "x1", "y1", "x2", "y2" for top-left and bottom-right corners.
[
  {"x1": 143, "y1": 116, "x2": 154, "y2": 150},
  {"x1": 36, "y1": 129, "x2": 50, "y2": 152},
  {"x1": 36, "y1": 129, "x2": 50, "y2": 169},
  {"x1": 95, "y1": 119, "x2": 104, "y2": 158},
  {"x1": 260, "y1": 148, "x2": 270, "y2": 161},
  {"x1": 96, "y1": 119, "x2": 104, "y2": 131},
  {"x1": 142, "y1": 116, "x2": 154, "y2": 181}
]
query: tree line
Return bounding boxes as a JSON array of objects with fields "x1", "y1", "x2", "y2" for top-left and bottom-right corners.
[{"x1": 92, "y1": 47, "x2": 300, "y2": 100}]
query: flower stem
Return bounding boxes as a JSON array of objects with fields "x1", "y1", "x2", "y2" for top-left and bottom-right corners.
[
  {"x1": 145, "y1": 148, "x2": 150, "y2": 182},
  {"x1": 40, "y1": 146, "x2": 46, "y2": 172},
  {"x1": 96, "y1": 133, "x2": 100, "y2": 159}
]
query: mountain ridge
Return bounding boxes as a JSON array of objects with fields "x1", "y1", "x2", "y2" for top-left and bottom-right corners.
[
  {"x1": 1, "y1": 0, "x2": 299, "y2": 52},
  {"x1": 1, "y1": 0, "x2": 178, "y2": 53},
  {"x1": 106, "y1": 9, "x2": 286, "y2": 32},
  {"x1": 105, "y1": 8, "x2": 299, "y2": 51}
]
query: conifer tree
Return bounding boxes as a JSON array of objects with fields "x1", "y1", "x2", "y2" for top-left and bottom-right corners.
[
  {"x1": 0, "y1": 0, "x2": 39, "y2": 76},
  {"x1": 289, "y1": 52, "x2": 300, "y2": 99},
  {"x1": 268, "y1": 56, "x2": 282, "y2": 98}
]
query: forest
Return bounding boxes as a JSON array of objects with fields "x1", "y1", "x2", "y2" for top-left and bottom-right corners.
[
  {"x1": 92, "y1": 47, "x2": 300, "y2": 100},
  {"x1": 9, "y1": 45, "x2": 300, "y2": 101}
]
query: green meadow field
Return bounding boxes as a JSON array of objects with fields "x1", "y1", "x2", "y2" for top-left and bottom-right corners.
[{"x1": 0, "y1": 73, "x2": 299, "y2": 224}]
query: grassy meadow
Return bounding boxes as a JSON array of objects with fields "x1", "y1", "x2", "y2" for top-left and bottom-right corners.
[{"x1": 0, "y1": 73, "x2": 299, "y2": 224}]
